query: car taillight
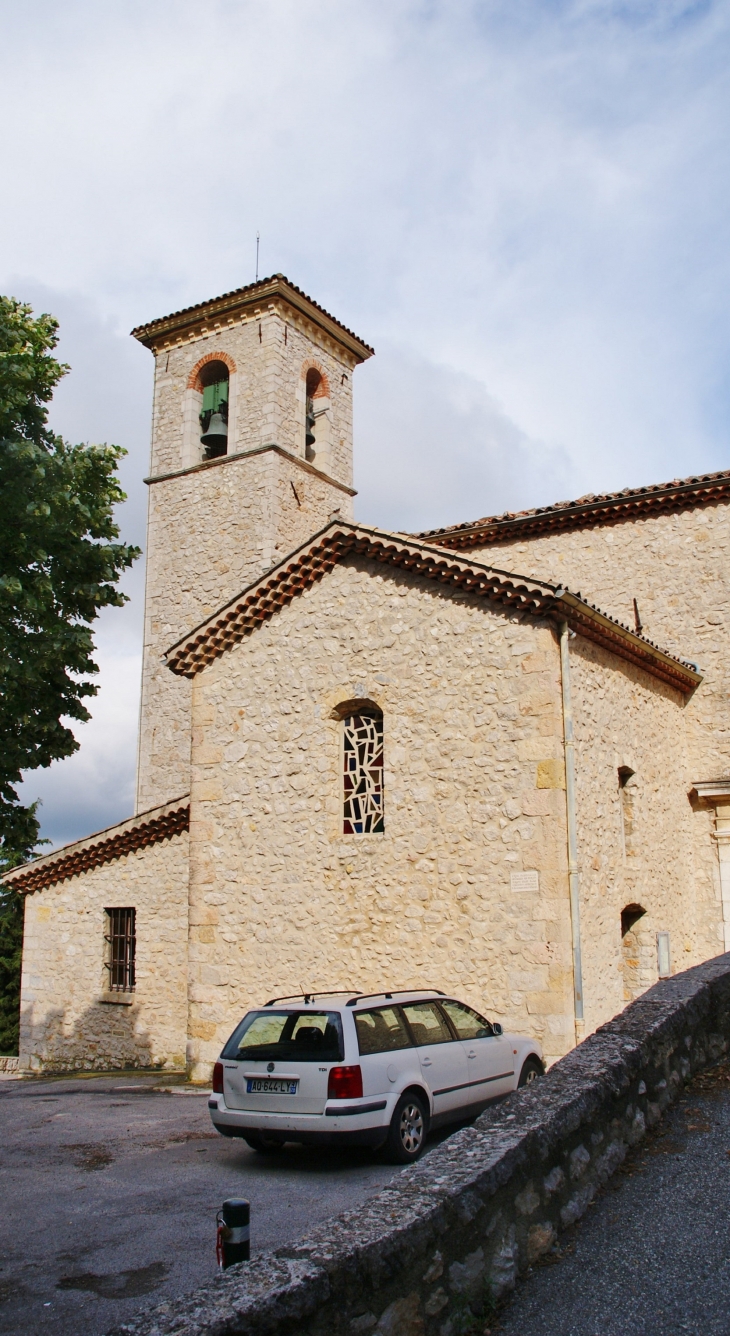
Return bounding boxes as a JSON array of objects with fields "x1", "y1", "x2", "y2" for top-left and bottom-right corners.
[
  {"x1": 328, "y1": 1065, "x2": 363, "y2": 1100},
  {"x1": 213, "y1": 1061, "x2": 224, "y2": 1094}
]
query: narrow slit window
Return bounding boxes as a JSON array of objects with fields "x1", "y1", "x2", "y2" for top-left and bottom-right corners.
[
  {"x1": 343, "y1": 710, "x2": 384, "y2": 834},
  {"x1": 104, "y1": 908, "x2": 136, "y2": 993}
]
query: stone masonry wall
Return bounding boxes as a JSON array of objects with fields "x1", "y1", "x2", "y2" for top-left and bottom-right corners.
[
  {"x1": 568, "y1": 636, "x2": 719, "y2": 1033},
  {"x1": 137, "y1": 448, "x2": 354, "y2": 813},
  {"x1": 186, "y1": 555, "x2": 576, "y2": 1078},
  {"x1": 19, "y1": 830, "x2": 189, "y2": 1073},
  {"x1": 111, "y1": 954, "x2": 730, "y2": 1336},
  {"x1": 471, "y1": 498, "x2": 730, "y2": 784}
]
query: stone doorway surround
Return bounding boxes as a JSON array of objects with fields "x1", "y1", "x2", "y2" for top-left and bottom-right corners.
[{"x1": 694, "y1": 779, "x2": 730, "y2": 951}]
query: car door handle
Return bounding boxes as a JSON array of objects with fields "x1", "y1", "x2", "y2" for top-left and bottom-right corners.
[
  {"x1": 421, "y1": 1057, "x2": 432, "y2": 1067},
  {"x1": 467, "y1": 1050, "x2": 476, "y2": 1059}
]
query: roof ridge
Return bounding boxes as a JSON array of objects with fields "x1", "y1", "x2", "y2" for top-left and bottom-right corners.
[{"x1": 415, "y1": 468, "x2": 730, "y2": 544}]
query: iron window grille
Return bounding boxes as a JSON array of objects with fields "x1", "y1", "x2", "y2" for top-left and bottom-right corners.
[
  {"x1": 343, "y1": 710, "x2": 384, "y2": 834},
  {"x1": 104, "y1": 908, "x2": 136, "y2": 993}
]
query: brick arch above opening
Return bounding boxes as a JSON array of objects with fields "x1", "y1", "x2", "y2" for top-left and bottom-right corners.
[
  {"x1": 302, "y1": 359, "x2": 330, "y2": 399},
  {"x1": 186, "y1": 350, "x2": 237, "y2": 393}
]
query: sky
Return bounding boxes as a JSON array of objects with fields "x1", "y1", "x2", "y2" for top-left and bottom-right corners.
[{"x1": 2, "y1": 0, "x2": 730, "y2": 847}]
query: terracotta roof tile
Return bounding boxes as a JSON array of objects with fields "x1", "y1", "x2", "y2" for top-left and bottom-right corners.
[
  {"x1": 415, "y1": 469, "x2": 730, "y2": 547},
  {"x1": 131, "y1": 274, "x2": 374, "y2": 360},
  {"x1": 164, "y1": 521, "x2": 700, "y2": 697},
  {"x1": 2, "y1": 798, "x2": 189, "y2": 895}
]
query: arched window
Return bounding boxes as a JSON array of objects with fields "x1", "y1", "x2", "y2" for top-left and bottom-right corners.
[
  {"x1": 303, "y1": 365, "x2": 331, "y2": 467},
  {"x1": 620, "y1": 903, "x2": 646, "y2": 1001},
  {"x1": 199, "y1": 359, "x2": 230, "y2": 459},
  {"x1": 339, "y1": 704, "x2": 384, "y2": 834}
]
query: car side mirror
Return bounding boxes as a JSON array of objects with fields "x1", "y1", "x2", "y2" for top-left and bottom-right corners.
[{"x1": 492, "y1": 1022, "x2": 503, "y2": 1036}]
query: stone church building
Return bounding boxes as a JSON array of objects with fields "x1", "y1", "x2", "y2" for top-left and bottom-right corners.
[{"x1": 6, "y1": 275, "x2": 730, "y2": 1079}]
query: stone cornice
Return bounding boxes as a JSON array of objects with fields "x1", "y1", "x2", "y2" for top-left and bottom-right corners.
[
  {"x1": 2, "y1": 799, "x2": 190, "y2": 895},
  {"x1": 692, "y1": 779, "x2": 730, "y2": 804},
  {"x1": 131, "y1": 274, "x2": 374, "y2": 364},
  {"x1": 163, "y1": 522, "x2": 701, "y2": 697},
  {"x1": 144, "y1": 443, "x2": 357, "y2": 497}
]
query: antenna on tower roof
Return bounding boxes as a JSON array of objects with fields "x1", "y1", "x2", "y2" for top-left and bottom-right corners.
[{"x1": 255, "y1": 231, "x2": 260, "y2": 283}]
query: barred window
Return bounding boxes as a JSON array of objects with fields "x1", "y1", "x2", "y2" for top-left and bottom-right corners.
[
  {"x1": 343, "y1": 709, "x2": 384, "y2": 834},
  {"x1": 104, "y1": 908, "x2": 136, "y2": 993}
]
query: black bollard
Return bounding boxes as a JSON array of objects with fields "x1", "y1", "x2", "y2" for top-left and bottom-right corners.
[{"x1": 216, "y1": 1198, "x2": 250, "y2": 1269}]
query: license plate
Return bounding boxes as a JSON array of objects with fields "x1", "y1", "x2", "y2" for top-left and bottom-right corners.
[{"x1": 246, "y1": 1078, "x2": 298, "y2": 1095}]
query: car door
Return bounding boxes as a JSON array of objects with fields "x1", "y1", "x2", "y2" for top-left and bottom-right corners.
[
  {"x1": 401, "y1": 1000, "x2": 468, "y2": 1118},
  {"x1": 440, "y1": 999, "x2": 515, "y2": 1106},
  {"x1": 353, "y1": 1005, "x2": 420, "y2": 1099}
]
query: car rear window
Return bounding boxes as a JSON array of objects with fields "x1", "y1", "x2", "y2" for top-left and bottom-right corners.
[
  {"x1": 221, "y1": 1011, "x2": 344, "y2": 1062},
  {"x1": 355, "y1": 1006, "x2": 412, "y2": 1056}
]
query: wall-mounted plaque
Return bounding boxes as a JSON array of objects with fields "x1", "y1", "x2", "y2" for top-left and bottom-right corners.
[{"x1": 510, "y1": 870, "x2": 540, "y2": 893}]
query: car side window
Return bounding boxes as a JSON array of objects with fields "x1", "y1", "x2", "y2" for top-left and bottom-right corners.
[
  {"x1": 402, "y1": 1001, "x2": 453, "y2": 1046},
  {"x1": 355, "y1": 1006, "x2": 412, "y2": 1056},
  {"x1": 441, "y1": 999, "x2": 494, "y2": 1040}
]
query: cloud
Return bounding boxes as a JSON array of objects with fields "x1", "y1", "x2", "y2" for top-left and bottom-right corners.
[
  {"x1": 354, "y1": 345, "x2": 575, "y2": 533},
  {"x1": 4, "y1": 0, "x2": 730, "y2": 847}
]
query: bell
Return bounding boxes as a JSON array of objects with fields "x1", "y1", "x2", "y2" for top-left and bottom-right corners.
[{"x1": 201, "y1": 412, "x2": 228, "y2": 458}]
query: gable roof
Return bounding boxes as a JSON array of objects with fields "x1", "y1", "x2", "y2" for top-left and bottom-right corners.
[
  {"x1": 131, "y1": 273, "x2": 374, "y2": 363},
  {"x1": 2, "y1": 798, "x2": 189, "y2": 896},
  {"x1": 415, "y1": 469, "x2": 730, "y2": 549},
  {"x1": 164, "y1": 520, "x2": 701, "y2": 696}
]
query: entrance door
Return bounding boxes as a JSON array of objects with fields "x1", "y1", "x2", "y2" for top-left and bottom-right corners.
[
  {"x1": 440, "y1": 998, "x2": 514, "y2": 1104},
  {"x1": 401, "y1": 1000, "x2": 468, "y2": 1119}
]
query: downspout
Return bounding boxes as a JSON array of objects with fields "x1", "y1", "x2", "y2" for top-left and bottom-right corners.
[{"x1": 559, "y1": 621, "x2": 584, "y2": 1043}]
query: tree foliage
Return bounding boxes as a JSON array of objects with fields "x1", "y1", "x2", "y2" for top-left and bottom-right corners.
[{"x1": 0, "y1": 295, "x2": 141, "y2": 1049}]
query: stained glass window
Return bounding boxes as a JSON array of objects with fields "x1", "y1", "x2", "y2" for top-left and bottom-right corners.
[{"x1": 343, "y1": 710, "x2": 384, "y2": 834}]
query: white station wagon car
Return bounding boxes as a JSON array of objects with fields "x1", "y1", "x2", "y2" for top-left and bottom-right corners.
[{"x1": 209, "y1": 990, "x2": 544, "y2": 1162}]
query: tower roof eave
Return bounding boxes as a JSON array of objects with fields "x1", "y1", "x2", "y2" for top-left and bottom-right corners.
[{"x1": 130, "y1": 274, "x2": 374, "y2": 363}]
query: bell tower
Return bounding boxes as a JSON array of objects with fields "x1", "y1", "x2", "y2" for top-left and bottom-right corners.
[{"x1": 131, "y1": 275, "x2": 373, "y2": 813}]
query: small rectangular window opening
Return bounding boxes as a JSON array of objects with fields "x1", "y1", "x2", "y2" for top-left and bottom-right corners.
[
  {"x1": 657, "y1": 931, "x2": 671, "y2": 979},
  {"x1": 104, "y1": 908, "x2": 136, "y2": 993}
]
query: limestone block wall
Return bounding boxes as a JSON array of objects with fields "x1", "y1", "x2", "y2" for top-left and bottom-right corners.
[
  {"x1": 149, "y1": 306, "x2": 355, "y2": 486},
  {"x1": 137, "y1": 450, "x2": 354, "y2": 812},
  {"x1": 186, "y1": 555, "x2": 579, "y2": 1079},
  {"x1": 19, "y1": 831, "x2": 189, "y2": 1073},
  {"x1": 471, "y1": 499, "x2": 730, "y2": 783},
  {"x1": 568, "y1": 637, "x2": 720, "y2": 1034}
]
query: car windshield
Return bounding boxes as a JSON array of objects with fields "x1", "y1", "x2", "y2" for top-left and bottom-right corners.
[{"x1": 221, "y1": 1010, "x2": 344, "y2": 1062}]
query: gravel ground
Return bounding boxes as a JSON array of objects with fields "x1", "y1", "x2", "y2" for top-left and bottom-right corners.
[
  {"x1": 493, "y1": 1060, "x2": 730, "y2": 1336},
  {"x1": 0, "y1": 1071, "x2": 404, "y2": 1336}
]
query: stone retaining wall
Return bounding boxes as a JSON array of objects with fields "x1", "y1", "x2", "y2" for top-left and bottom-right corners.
[{"x1": 111, "y1": 954, "x2": 730, "y2": 1336}]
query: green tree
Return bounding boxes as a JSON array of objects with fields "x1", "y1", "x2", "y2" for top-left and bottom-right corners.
[{"x1": 0, "y1": 295, "x2": 140, "y2": 1050}]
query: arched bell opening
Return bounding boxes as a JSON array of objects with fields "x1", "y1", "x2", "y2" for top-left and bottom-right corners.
[
  {"x1": 199, "y1": 359, "x2": 230, "y2": 459},
  {"x1": 305, "y1": 368, "x2": 322, "y2": 461}
]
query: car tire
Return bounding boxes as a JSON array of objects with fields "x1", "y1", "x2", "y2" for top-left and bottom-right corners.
[
  {"x1": 518, "y1": 1057, "x2": 543, "y2": 1087},
  {"x1": 244, "y1": 1134, "x2": 285, "y2": 1153},
  {"x1": 384, "y1": 1092, "x2": 428, "y2": 1164}
]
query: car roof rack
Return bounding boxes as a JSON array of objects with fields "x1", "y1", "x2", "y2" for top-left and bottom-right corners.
[
  {"x1": 263, "y1": 988, "x2": 447, "y2": 1007},
  {"x1": 345, "y1": 989, "x2": 445, "y2": 1007},
  {"x1": 264, "y1": 991, "x2": 355, "y2": 1006}
]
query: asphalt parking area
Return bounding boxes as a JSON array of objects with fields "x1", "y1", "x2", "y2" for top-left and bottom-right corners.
[{"x1": 0, "y1": 1071, "x2": 404, "y2": 1336}]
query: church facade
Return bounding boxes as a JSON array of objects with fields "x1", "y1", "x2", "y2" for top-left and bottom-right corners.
[{"x1": 6, "y1": 276, "x2": 730, "y2": 1078}]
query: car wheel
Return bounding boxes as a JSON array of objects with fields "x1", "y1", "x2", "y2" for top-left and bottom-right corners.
[
  {"x1": 518, "y1": 1057, "x2": 543, "y2": 1087},
  {"x1": 244, "y1": 1134, "x2": 285, "y2": 1153},
  {"x1": 384, "y1": 1092, "x2": 428, "y2": 1164}
]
